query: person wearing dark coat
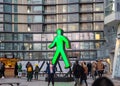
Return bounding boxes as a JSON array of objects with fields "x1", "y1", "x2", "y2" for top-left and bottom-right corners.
[
  {"x1": 1, "y1": 62, "x2": 5, "y2": 78},
  {"x1": 14, "y1": 62, "x2": 18, "y2": 77},
  {"x1": 45, "y1": 61, "x2": 56, "y2": 86},
  {"x1": 72, "y1": 60, "x2": 84, "y2": 86}
]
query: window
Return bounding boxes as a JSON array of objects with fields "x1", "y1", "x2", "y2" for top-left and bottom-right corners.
[
  {"x1": 33, "y1": 15, "x2": 43, "y2": 23},
  {"x1": 32, "y1": 6, "x2": 43, "y2": 13},
  {"x1": 94, "y1": 23, "x2": 104, "y2": 30},
  {"x1": 94, "y1": 3, "x2": 104, "y2": 11},
  {"x1": 68, "y1": 23, "x2": 79, "y2": 31},
  {"x1": 68, "y1": 14, "x2": 79, "y2": 22},
  {"x1": 68, "y1": 4, "x2": 79, "y2": 12},
  {"x1": 94, "y1": 13, "x2": 104, "y2": 21}
]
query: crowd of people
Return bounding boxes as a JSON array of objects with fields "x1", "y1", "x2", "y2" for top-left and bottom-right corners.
[
  {"x1": 72, "y1": 60, "x2": 105, "y2": 86},
  {"x1": 0, "y1": 60, "x2": 114, "y2": 86}
]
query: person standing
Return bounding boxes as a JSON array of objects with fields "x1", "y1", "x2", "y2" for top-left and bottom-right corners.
[
  {"x1": 96, "y1": 60, "x2": 104, "y2": 77},
  {"x1": 72, "y1": 60, "x2": 84, "y2": 86},
  {"x1": 14, "y1": 62, "x2": 18, "y2": 77},
  {"x1": 0, "y1": 62, "x2": 2, "y2": 78},
  {"x1": 46, "y1": 61, "x2": 56, "y2": 86},
  {"x1": 26, "y1": 62, "x2": 33, "y2": 81},
  {"x1": 18, "y1": 63, "x2": 22, "y2": 78},
  {"x1": 91, "y1": 61, "x2": 97, "y2": 80},
  {"x1": 34, "y1": 64, "x2": 39, "y2": 80},
  {"x1": 1, "y1": 62, "x2": 5, "y2": 78},
  {"x1": 87, "y1": 62, "x2": 92, "y2": 77},
  {"x1": 80, "y1": 62, "x2": 88, "y2": 86}
]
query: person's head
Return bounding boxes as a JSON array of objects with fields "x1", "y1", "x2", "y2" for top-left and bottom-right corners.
[
  {"x1": 57, "y1": 28, "x2": 63, "y2": 35},
  {"x1": 92, "y1": 77, "x2": 114, "y2": 86},
  {"x1": 49, "y1": 60, "x2": 52, "y2": 64},
  {"x1": 75, "y1": 60, "x2": 79, "y2": 64}
]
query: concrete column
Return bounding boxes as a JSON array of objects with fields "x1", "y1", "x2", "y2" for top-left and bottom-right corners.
[{"x1": 112, "y1": 24, "x2": 120, "y2": 78}]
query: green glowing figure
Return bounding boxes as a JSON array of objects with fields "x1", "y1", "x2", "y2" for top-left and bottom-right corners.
[{"x1": 48, "y1": 28, "x2": 71, "y2": 68}]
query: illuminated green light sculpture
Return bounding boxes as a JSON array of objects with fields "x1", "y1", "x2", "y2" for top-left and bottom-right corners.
[{"x1": 48, "y1": 28, "x2": 71, "y2": 68}]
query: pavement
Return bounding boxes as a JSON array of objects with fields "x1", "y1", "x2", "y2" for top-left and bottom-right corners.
[{"x1": 0, "y1": 74, "x2": 120, "y2": 86}]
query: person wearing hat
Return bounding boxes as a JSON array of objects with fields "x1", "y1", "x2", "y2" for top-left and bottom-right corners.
[{"x1": 34, "y1": 64, "x2": 39, "y2": 80}]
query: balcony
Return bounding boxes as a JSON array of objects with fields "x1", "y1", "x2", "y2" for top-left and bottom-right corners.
[{"x1": 104, "y1": 2, "x2": 120, "y2": 26}]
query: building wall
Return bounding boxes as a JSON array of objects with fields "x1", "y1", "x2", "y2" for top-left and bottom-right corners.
[{"x1": 0, "y1": 0, "x2": 105, "y2": 60}]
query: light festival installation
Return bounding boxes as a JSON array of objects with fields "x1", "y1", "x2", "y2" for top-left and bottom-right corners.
[{"x1": 48, "y1": 28, "x2": 71, "y2": 68}]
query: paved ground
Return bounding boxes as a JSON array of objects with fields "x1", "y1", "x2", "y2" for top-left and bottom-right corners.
[{"x1": 0, "y1": 74, "x2": 120, "y2": 86}]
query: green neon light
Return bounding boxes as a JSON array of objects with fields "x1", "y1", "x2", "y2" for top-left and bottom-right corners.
[{"x1": 48, "y1": 28, "x2": 71, "y2": 68}]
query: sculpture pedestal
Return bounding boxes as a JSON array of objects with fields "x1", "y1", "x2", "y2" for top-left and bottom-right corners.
[{"x1": 45, "y1": 77, "x2": 74, "y2": 82}]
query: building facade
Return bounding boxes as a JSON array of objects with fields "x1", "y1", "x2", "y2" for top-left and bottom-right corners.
[
  {"x1": 0, "y1": 0, "x2": 105, "y2": 60},
  {"x1": 104, "y1": 0, "x2": 120, "y2": 78}
]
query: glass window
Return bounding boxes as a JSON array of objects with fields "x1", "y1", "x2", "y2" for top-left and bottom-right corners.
[
  {"x1": 45, "y1": 25, "x2": 56, "y2": 32},
  {"x1": 33, "y1": 34, "x2": 41, "y2": 41},
  {"x1": 24, "y1": 43, "x2": 33, "y2": 50},
  {"x1": 80, "y1": 0, "x2": 92, "y2": 2},
  {"x1": 0, "y1": 5, "x2": 3, "y2": 12},
  {"x1": 80, "y1": 14, "x2": 93, "y2": 21},
  {"x1": 80, "y1": 23, "x2": 93, "y2": 31},
  {"x1": 94, "y1": 23, "x2": 104, "y2": 30},
  {"x1": 45, "y1": 0, "x2": 56, "y2": 4},
  {"x1": 4, "y1": 24, "x2": 12, "y2": 32},
  {"x1": 33, "y1": 43, "x2": 41, "y2": 50},
  {"x1": 90, "y1": 42, "x2": 95, "y2": 49},
  {"x1": 41, "y1": 43, "x2": 47, "y2": 50},
  {"x1": 18, "y1": 24, "x2": 28, "y2": 32},
  {"x1": 83, "y1": 33, "x2": 90, "y2": 40},
  {"x1": 80, "y1": 33, "x2": 84, "y2": 40},
  {"x1": 80, "y1": 42, "x2": 84, "y2": 49},
  {"x1": 68, "y1": 14, "x2": 79, "y2": 22},
  {"x1": 68, "y1": 4, "x2": 79, "y2": 12},
  {"x1": 94, "y1": 13, "x2": 104, "y2": 21},
  {"x1": 18, "y1": 34, "x2": 23, "y2": 41},
  {"x1": 64, "y1": 33, "x2": 72, "y2": 40},
  {"x1": 45, "y1": 6, "x2": 56, "y2": 13},
  {"x1": 32, "y1": 0, "x2": 43, "y2": 4},
  {"x1": 0, "y1": 24, "x2": 3, "y2": 31},
  {"x1": 4, "y1": 4, "x2": 12, "y2": 12},
  {"x1": 46, "y1": 34, "x2": 54, "y2": 41},
  {"x1": 56, "y1": 0, "x2": 67, "y2": 4},
  {"x1": 45, "y1": 15, "x2": 56, "y2": 22},
  {"x1": 68, "y1": 23, "x2": 79, "y2": 31},
  {"x1": 71, "y1": 42, "x2": 80, "y2": 50},
  {"x1": 117, "y1": 2, "x2": 120, "y2": 11},
  {"x1": 5, "y1": 43, "x2": 12, "y2": 50},
  {"x1": 33, "y1": 52, "x2": 42, "y2": 59},
  {"x1": 94, "y1": 3, "x2": 104, "y2": 11},
  {"x1": 89, "y1": 33, "x2": 94, "y2": 40},
  {"x1": 57, "y1": 15, "x2": 67, "y2": 22},
  {"x1": 68, "y1": 0, "x2": 79, "y2": 3},
  {"x1": 33, "y1": 15, "x2": 43, "y2": 23},
  {"x1": 5, "y1": 33, "x2": 12, "y2": 40},
  {"x1": 24, "y1": 34, "x2": 33, "y2": 41},
  {"x1": 47, "y1": 52, "x2": 53, "y2": 59},
  {"x1": 71, "y1": 33, "x2": 79, "y2": 40},
  {"x1": 0, "y1": 0, "x2": 3, "y2": 2},
  {"x1": 31, "y1": 24, "x2": 43, "y2": 32},
  {"x1": 94, "y1": 0, "x2": 103, "y2": 2},
  {"x1": 4, "y1": 14, "x2": 12, "y2": 22},
  {"x1": 80, "y1": 4, "x2": 92, "y2": 12},
  {"x1": 32, "y1": 6, "x2": 43, "y2": 13}
]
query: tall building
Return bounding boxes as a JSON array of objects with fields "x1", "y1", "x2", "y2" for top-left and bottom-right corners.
[
  {"x1": 104, "y1": 0, "x2": 120, "y2": 78},
  {"x1": 0, "y1": 0, "x2": 105, "y2": 60}
]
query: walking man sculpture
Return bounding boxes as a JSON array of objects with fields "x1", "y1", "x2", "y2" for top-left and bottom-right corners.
[{"x1": 48, "y1": 28, "x2": 71, "y2": 68}]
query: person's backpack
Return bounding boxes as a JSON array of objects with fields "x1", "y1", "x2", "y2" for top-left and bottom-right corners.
[{"x1": 27, "y1": 66, "x2": 32, "y2": 72}]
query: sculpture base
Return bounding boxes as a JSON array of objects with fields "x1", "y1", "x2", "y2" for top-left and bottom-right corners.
[{"x1": 45, "y1": 77, "x2": 74, "y2": 82}]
